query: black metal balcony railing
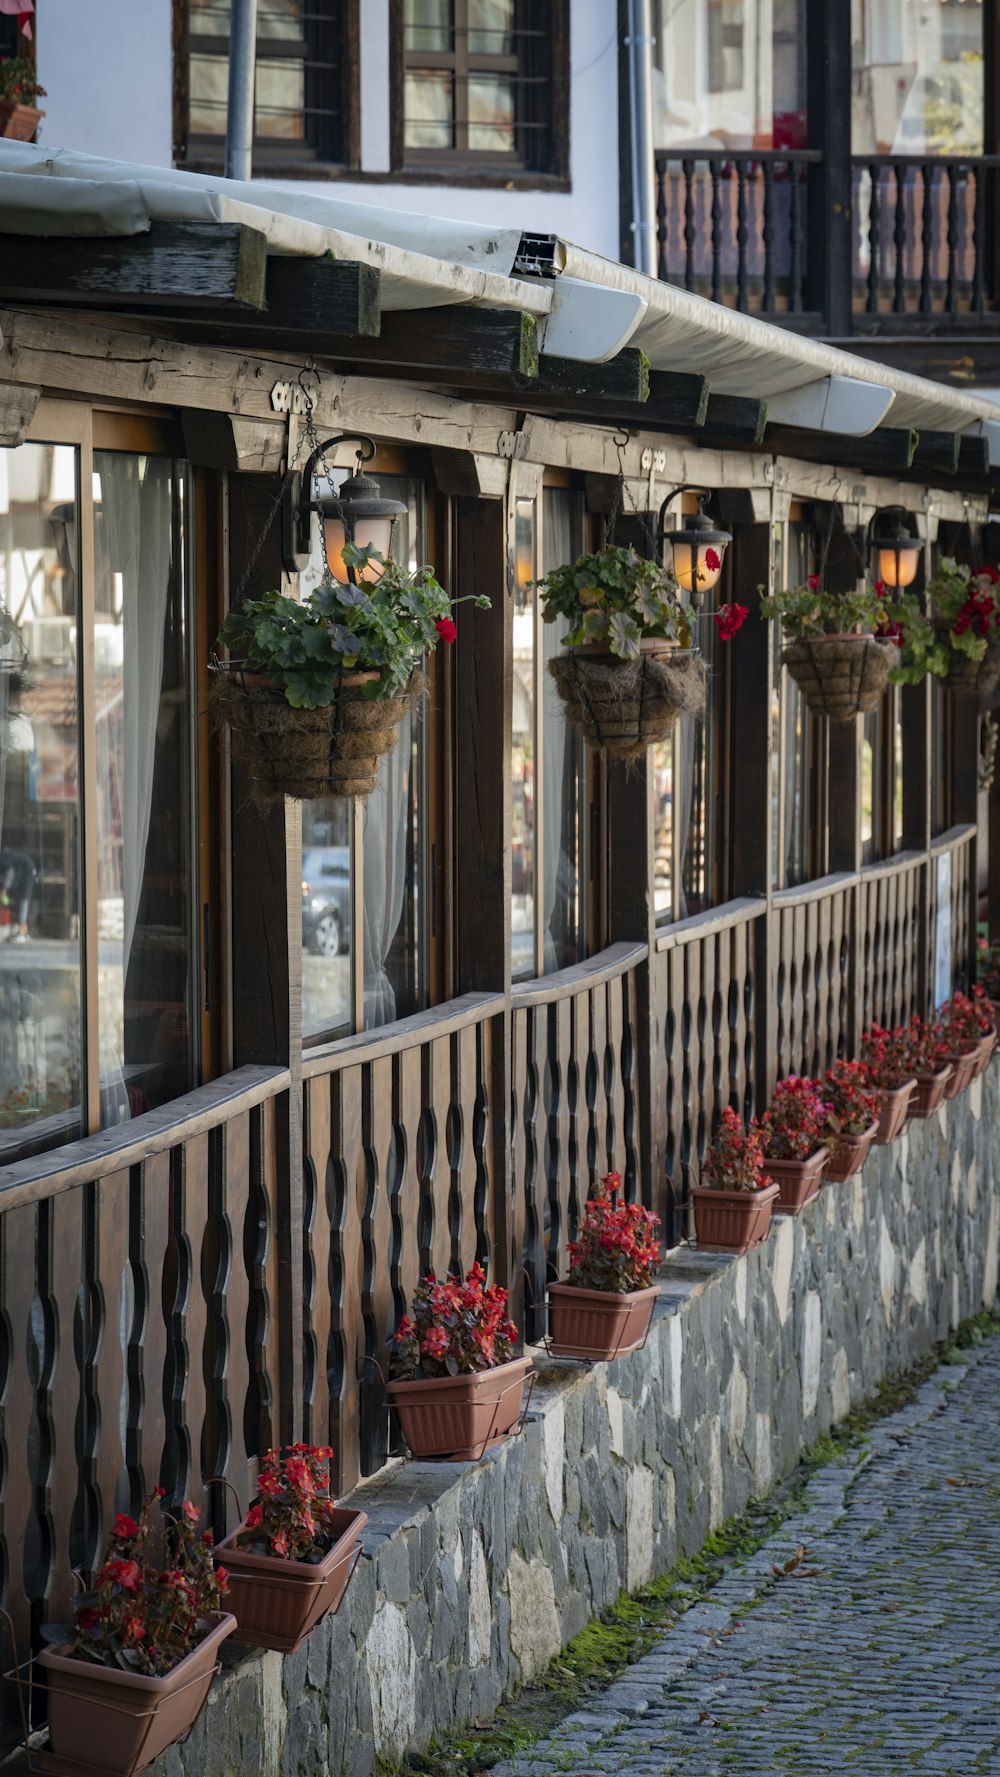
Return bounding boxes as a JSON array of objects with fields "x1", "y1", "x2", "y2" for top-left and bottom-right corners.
[{"x1": 654, "y1": 148, "x2": 1000, "y2": 332}]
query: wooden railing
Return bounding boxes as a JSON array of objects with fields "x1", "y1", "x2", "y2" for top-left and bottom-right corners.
[
  {"x1": 511, "y1": 943, "x2": 645, "y2": 1342},
  {"x1": 772, "y1": 873, "x2": 854, "y2": 1080},
  {"x1": 653, "y1": 149, "x2": 1000, "y2": 329},
  {"x1": 302, "y1": 993, "x2": 505, "y2": 1494},
  {"x1": 0, "y1": 1065, "x2": 290, "y2": 1747}
]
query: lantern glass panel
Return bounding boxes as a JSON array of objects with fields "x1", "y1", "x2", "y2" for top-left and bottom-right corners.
[
  {"x1": 877, "y1": 543, "x2": 920, "y2": 590},
  {"x1": 670, "y1": 539, "x2": 725, "y2": 594}
]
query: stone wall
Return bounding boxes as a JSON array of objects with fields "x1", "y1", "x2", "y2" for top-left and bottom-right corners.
[{"x1": 166, "y1": 1073, "x2": 1000, "y2": 1777}]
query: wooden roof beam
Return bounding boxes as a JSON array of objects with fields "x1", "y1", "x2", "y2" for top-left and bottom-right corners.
[
  {"x1": 766, "y1": 424, "x2": 919, "y2": 472},
  {"x1": 0, "y1": 221, "x2": 269, "y2": 311}
]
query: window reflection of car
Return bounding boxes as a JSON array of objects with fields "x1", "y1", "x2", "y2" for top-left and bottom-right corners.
[{"x1": 302, "y1": 847, "x2": 350, "y2": 957}]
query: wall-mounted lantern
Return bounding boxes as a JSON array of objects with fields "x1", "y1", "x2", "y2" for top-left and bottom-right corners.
[
  {"x1": 282, "y1": 435, "x2": 407, "y2": 581},
  {"x1": 869, "y1": 507, "x2": 924, "y2": 590},
  {"x1": 657, "y1": 487, "x2": 732, "y2": 601}
]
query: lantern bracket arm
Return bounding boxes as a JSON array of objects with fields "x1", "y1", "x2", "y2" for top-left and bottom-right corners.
[
  {"x1": 281, "y1": 433, "x2": 379, "y2": 576},
  {"x1": 655, "y1": 483, "x2": 714, "y2": 540},
  {"x1": 301, "y1": 434, "x2": 377, "y2": 506}
]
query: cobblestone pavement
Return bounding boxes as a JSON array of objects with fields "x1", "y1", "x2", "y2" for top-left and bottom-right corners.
[{"x1": 493, "y1": 1340, "x2": 1000, "y2": 1777}]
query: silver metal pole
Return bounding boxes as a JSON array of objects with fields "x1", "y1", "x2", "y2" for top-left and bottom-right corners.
[
  {"x1": 625, "y1": 0, "x2": 657, "y2": 277},
  {"x1": 225, "y1": 0, "x2": 259, "y2": 182}
]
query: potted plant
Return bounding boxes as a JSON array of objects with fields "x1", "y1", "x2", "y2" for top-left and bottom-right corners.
[
  {"x1": 691, "y1": 1107, "x2": 779, "y2": 1253},
  {"x1": 760, "y1": 577, "x2": 896, "y2": 721},
  {"x1": 977, "y1": 936, "x2": 1000, "y2": 1030},
  {"x1": 212, "y1": 546, "x2": 489, "y2": 801},
  {"x1": 537, "y1": 544, "x2": 709, "y2": 759},
  {"x1": 755, "y1": 1076, "x2": 830, "y2": 1211},
  {"x1": 938, "y1": 989, "x2": 997, "y2": 1091},
  {"x1": 858, "y1": 1024, "x2": 917, "y2": 1141},
  {"x1": 37, "y1": 1493, "x2": 234, "y2": 1777},
  {"x1": 214, "y1": 1444, "x2": 368, "y2": 1652},
  {"x1": 546, "y1": 1171, "x2": 661, "y2": 1360},
  {"x1": 901, "y1": 1015, "x2": 954, "y2": 1119},
  {"x1": 821, "y1": 1059, "x2": 880, "y2": 1182},
  {"x1": 0, "y1": 57, "x2": 45, "y2": 140},
  {"x1": 386, "y1": 1264, "x2": 531, "y2": 1461}
]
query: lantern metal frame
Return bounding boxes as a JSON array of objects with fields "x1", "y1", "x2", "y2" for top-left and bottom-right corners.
[
  {"x1": 656, "y1": 485, "x2": 733, "y2": 603},
  {"x1": 281, "y1": 433, "x2": 407, "y2": 579},
  {"x1": 867, "y1": 505, "x2": 925, "y2": 591}
]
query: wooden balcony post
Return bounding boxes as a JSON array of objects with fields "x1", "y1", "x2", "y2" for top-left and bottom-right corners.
[
  {"x1": 806, "y1": 0, "x2": 853, "y2": 334},
  {"x1": 727, "y1": 523, "x2": 776, "y2": 1111},
  {"x1": 606, "y1": 756, "x2": 665, "y2": 1227}
]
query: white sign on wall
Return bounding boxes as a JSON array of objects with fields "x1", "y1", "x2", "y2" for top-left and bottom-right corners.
[{"x1": 934, "y1": 852, "x2": 953, "y2": 1009}]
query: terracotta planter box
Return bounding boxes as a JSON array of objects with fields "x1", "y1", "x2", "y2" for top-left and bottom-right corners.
[
  {"x1": 691, "y1": 1182, "x2": 779, "y2": 1254},
  {"x1": 971, "y1": 1029, "x2": 997, "y2": 1080},
  {"x1": 38, "y1": 1611, "x2": 235, "y2": 1777},
  {"x1": 824, "y1": 1121, "x2": 879, "y2": 1183},
  {"x1": 943, "y1": 1045, "x2": 979, "y2": 1101},
  {"x1": 908, "y1": 1066, "x2": 953, "y2": 1120},
  {"x1": 546, "y1": 1281, "x2": 659, "y2": 1360},
  {"x1": 216, "y1": 1506, "x2": 367, "y2": 1652},
  {"x1": 763, "y1": 1148, "x2": 828, "y2": 1213},
  {"x1": 872, "y1": 1079, "x2": 916, "y2": 1143},
  {"x1": 0, "y1": 102, "x2": 43, "y2": 141},
  {"x1": 387, "y1": 1355, "x2": 532, "y2": 1461}
]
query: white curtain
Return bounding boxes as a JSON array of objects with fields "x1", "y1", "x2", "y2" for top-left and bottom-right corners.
[
  {"x1": 541, "y1": 489, "x2": 586, "y2": 972},
  {"x1": 362, "y1": 709, "x2": 412, "y2": 1027},
  {"x1": 96, "y1": 455, "x2": 173, "y2": 1112},
  {"x1": 675, "y1": 713, "x2": 696, "y2": 921}
]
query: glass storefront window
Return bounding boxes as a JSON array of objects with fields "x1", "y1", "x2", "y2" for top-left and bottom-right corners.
[
  {"x1": 0, "y1": 444, "x2": 83, "y2": 1159},
  {"x1": 851, "y1": 0, "x2": 984, "y2": 155},
  {"x1": 540, "y1": 488, "x2": 589, "y2": 971},
  {"x1": 511, "y1": 498, "x2": 536, "y2": 982},
  {"x1": 651, "y1": 0, "x2": 808, "y2": 150}
]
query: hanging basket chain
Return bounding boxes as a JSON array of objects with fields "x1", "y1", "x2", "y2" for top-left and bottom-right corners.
[{"x1": 232, "y1": 368, "x2": 335, "y2": 606}]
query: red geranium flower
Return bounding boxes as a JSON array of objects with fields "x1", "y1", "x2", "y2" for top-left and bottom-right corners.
[
  {"x1": 435, "y1": 616, "x2": 458, "y2": 644},
  {"x1": 713, "y1": 602, "x2": 749, "y2": 641},
  {"x1": 704, "y1": 547, "x2": 721, "y2": 572},
  {"x1": 113, "y1": 1513, "x2": 140, "y2": 1540}
]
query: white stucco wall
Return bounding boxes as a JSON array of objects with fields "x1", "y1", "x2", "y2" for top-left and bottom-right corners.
[{"x1": 34, "y1": 0, "x2": 620, "y2": 261}]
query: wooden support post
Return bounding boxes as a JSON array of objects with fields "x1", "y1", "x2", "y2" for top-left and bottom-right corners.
[
  {"x1": 829, "y1": 720, "x2": 863, "y2": 1051},
  {"x1": 952, "y1": 696, "x2": 981, "y2": 984},
  {"x1": 0, "y1": 221, "x2": 269, "y2": 311},
  {"x1": 727, "y1": 525, "x2": 776, "y2": 1113},
  {"x1": 453, "y1": 497, "x2": 518, "y2": 1318},
  {"x1": 227, "y1": 473, "x2": 303, "y2": 1445},
  {"x1": 806, "y1": 0, "x2": 853, "y2": 335},
  {"x1": 606, "y1": 761, "x2": 666, "y2": 1230}
]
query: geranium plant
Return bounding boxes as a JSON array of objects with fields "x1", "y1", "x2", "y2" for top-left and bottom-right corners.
[
  {"x1": 977, "y1": 935, "x2": 1000, "y2": 1001},
  {"x1": 700, "y1": 1106, "x2": 770, "y2": 1192},
  {"x1": 236, "y1": 1445, "x2": 340, "y2": 1562},
  {"x1": 392, "y1": 1263, "x2": 518, "y2": 1379},
  {"x1": 42, "y1": 1492, "x2": 228, "y2": 1676},
  {"x1": 217, "y1": 547, "x2": 489, "y2": 707},
  {"x1": 939, "y1": 988, "x2": 995, "y2": 1045},
  {"x1": 565, "y1": 1171, "x2": 660, "y2": 1292},
  {"x1": 822, "y1": 1060, "x2": 878, "y2": 1142},
  {"x1": 756, "y1": 1076, "x2": 829, "y2": 1160},
  {"x1": 0, "y1": 57, "x2": 45, "y2": 105},
  {"x1": 890, "y1": 560, "x2": 1000, "y2": 686},
  {"x1": 859, "y1": 1023, "x2": 914, "y2": 1089},
  {"x1": 901, "y1": 1014, "x2": 952, "y2": 1076},
  {"x1": 759, "y1": 577, "x2": 887, "y2": 639},
  {"x1": 535, "y1": 544, "x2": 695, "y2": 660}
]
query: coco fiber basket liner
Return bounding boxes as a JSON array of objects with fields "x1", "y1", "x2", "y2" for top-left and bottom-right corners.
[
  {"x1": 548, "y1": 648, "x2": 707, "y2": 761},
  {"x1": 212, "y1": 671, "x2": 423, "y2": 804},
  {"x1": 945, "y1": 637, "x2": 1000, "y2": 697},
  {"x1": 781, "y1": 634, "x2": 893, "y2": 722}
]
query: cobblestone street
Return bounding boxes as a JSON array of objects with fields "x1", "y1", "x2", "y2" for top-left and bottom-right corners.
[{"x1": 493, "y1": 1339, "x2": 1000, "y2": 1777}]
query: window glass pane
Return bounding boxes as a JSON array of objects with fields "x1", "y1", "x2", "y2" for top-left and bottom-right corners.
[
  {"x1": 541, "y1": 489, "x2": 589, "y2": 971},
  {"x1": 893, "y1": 692, "x2": 903, "y2": 850},
  {"x1": 851, "y1": 0, "x2": 983, "y2": 155},
  {"x1": 190, "y1": 0, "x2": 230, "y2": 30},
  {"x1": 0, "y1": 443, "x2": 83, "y2": 1160},
  {"x1": 770, "y1": 526, "x2": 783, "y2": 888},
  {"x1": 676, "y1": 601, "x2": 718, "y2": 920},
  {"x1": 653, "y1": 735, "x2": 673, "y2": 919},
  {"x1": 190, "y1": 53, "x2": 229, "y2": 136},
  {"x1": 301, "y1": 815, "x2": 353, "y2": 1039},
  {"x1": 362, "y1": 478, "x2": 427, "y2": 1030},
  {"x1": 255, "y1": 57, "x2": 306, "y2": 140},
  {"x1": 512, "y1": 500, "x2": 536, "y2": 980},
  {"x1": 931, "y1": 678, "x2": 948, "y2": 836},
  {"x1": 783, "y1": 675, "x2": 810, "y2": 886},
  {"x1": 191, "y1": 0, "x2": 305, "y2": 42},
  {"x1": 861, "y1": 712, "x2": 877, "y2": 864},
  {"x1": 651, "y1": 0, "x2": 808, "y2": 149},
  {"x1": 405, "y1": 71, "x2": 455, "y2": 148},
  {"x1": 93, "y1": 453, "x2": 197, "y2": 1126},
  {"x1": 468, "y1": 74, "x2": 515, "y2": 152},
  {"x1": 469, "y1": 0, "x2": 514, "y2": 54},
  {"x1": 405, "y1": 0, "x2": 453, "y2": 52}
]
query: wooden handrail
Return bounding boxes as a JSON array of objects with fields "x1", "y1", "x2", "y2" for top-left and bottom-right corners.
[
  {"x1": 773, "y1": 871, "x2": 857, "y2": 911},
  {"x1": 930, "y1": 822, "x2": 977, "y2": 859},
  {"x1": 655, "y1": 896, "x2": 765, "y2": 952},
  {"x1": 511, "y1": 941, "x2": 648, "y2": 1006},
  {"x1": 302, "y1": 990, "x2": 506, "y2": 1076},
  {"x1": 654, "y1": 147, "x2": 823, "y2": 166},
  {"x1": 0, "y1": 1063, "x2": 290, "y2": 1207}
]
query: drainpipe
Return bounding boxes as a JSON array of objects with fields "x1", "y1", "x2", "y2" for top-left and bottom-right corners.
[
  {"x1": 225, "y1": 0, "x2": 259, "y2": 182},
  {"x1": 625, "y1": 0, "x2": 657, "y2": 276}
]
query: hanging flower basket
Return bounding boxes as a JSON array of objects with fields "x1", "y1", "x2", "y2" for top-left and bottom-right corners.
[
  {"x1": 217, "y1": 1507, "x2": 367, "y2": 1653},
  {"x1": 211, "y1": 667, "x2": 423, "y2": 804},
  {"x1": 824, "y1": 1121, "x2": 879, "y2": 1183},
  {"x1": 972, "y1": 1028, "x2": 997, "y2": 1078},
  {"x1": 691, "y1": 1182, "x2": 779, "y2": 1253},
  {"x1": 548, "y1": 642, "x2": 707, "y2": 761},
  {"x1": 943, "y1": 1043, "x2": 979, "y2": 1100},
  {"x1": 387, "y1": 1357, "x2": 533, "y2": 1461},
  {"x1": 762, "y1": 1149, "x2": 828, "y2": 1213},
  {"x1": 781, "y1": 634, "x2": 893, "y2": 722},
  {"x1": 871, "y1": 1080, "x2": 916, "y2": 1142},
  {"x1": 36, "y1": 1614, "x2": 233, "y2": 1777},
  {"x1": 944, "y1": 639, "x2": 1000, "y2": 697},
  {"x1": 908, "y1": 1066, "x2": 952, "y2": 1120}
]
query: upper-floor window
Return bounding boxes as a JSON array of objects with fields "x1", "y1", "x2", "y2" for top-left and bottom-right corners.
[
  {"x1": 393, "y1": 0, "x2": 569, "y2": 180},
  {"x1": 175, "y1": 0, "x2": 358, "y2": 172}
]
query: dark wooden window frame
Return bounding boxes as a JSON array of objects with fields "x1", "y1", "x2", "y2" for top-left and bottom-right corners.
[
  {"x1": 172, "y1": 0, "x2": 361, "y2": 178},
  {"x1": 389, "y1": 0, "x2": 570, "y2": 189}
]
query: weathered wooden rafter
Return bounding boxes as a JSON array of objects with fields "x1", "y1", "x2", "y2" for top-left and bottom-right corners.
[
  {"x1": 765, "y1": 423, "x2": 919, "y2": 472},
  {"x1": 154, "y1": 300, "x2": 535, "y2": 373},
  {"x1": 0, "y1": 222, "x2": 270, "y2": 311}
]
